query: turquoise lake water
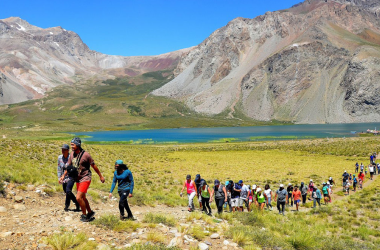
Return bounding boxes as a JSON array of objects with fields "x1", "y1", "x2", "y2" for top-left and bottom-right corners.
[{"x1": 74, "y1": 122, "x2": 380, "y2": 144}]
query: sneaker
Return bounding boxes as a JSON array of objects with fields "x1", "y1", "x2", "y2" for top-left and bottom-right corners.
[
  {"x1": 64, "y1": 207, "x2": 69, "y2": 212},
  {"x1": 126, "y1": 216, "x2": 136, "y2": 221},
  {"x1": 120, "y1": 215, "x2": 126, "y2": 221},
  {"x1": 73, "y1": 207, "x2": 81, "y2": 212},
  {"x1": 80, "y1": 214, "x2": 89, "y2": 222},
  {"x1": 87, "y1": 211, "x2": 95, "y2": 219}
]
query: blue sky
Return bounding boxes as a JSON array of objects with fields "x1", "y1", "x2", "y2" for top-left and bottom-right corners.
[{"x1": 1, "y1": 0, "x2": 302, "y2": 56}]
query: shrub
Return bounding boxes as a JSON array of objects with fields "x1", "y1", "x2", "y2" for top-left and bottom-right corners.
[
  {"x1": 143, "y1": 212, "x2": 176, "y2": 227},
  {"x1": 45, "y1": 232, "x2": 97, "y2": 250},
  {"x1": 91, "y1": 214, "x2": 140, "y2": 232},
  {"x1": 146, "y1": 232, "x2": 166, "y2": 243},
  {"x1": 189, "y1": 225, "x2": 206, "y2": 240}
]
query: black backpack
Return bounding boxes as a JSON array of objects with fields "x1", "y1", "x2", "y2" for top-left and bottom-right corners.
[{"x1": 67, "y1": 150, "x2": 85, "y2": 178}]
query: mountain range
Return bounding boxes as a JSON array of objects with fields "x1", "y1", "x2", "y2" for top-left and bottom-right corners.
[{"x1": 2, "y1": 0, "x2": 380, "y2": 124}]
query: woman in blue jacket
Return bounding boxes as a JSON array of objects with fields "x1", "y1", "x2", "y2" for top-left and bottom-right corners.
[{"x1": 109, "y1": 160, "x2": 134, "y2": 220}]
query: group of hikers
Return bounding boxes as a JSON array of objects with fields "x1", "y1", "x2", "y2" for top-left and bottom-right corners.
[
  {"x1": 57, "y1": 137, "x2": 134, "y2": 222},
  {"x1": 180, "y1": 174, "x2": 336, "y2": 215},
  {"x1": 56, "y1": 138, "x2": 376, "y2": 221},
  {"x1": 180, "y1": 153, "x2": 377, "y2": 216}
]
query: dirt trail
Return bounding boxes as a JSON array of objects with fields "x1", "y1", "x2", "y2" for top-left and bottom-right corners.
[{"x1": 0, "y1": 185, "x2": 240, "y2": 250}]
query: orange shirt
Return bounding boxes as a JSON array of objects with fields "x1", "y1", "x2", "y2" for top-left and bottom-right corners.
[{"x1": 292, "y1": 190, "x2": 301, "y2": 201}]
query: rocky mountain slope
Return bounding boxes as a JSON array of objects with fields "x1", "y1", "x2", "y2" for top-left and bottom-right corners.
[
  {"x1": 152, "y1": 0, "x2": 380, "y2": 124},
  {"x1": 0, "y1": 17, "x2": 186, "y2": 105}
]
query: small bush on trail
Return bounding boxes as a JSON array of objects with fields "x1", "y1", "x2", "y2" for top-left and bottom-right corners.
[
  {"x1": 91, "y1": 214, "x2": 140, "y2": 232},
  {"x1": 146, "y1": 232, "x2": 166, "y2": 243},
  {"x1": 126, "y1": 245, "x2": 181, "y2": 250},
  {"x1": 189, "y1": 225, "x2": 206, "y2": 240},
  {"x1": 45, "y1": 232, "x2": 97, "y2": 250},
  {"x1": 143, "y1": 212, "x2": 176, "y2": 227}
]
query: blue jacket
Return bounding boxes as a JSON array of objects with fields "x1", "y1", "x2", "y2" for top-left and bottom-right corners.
[{"x1": 110, "y1": 170, "x2": 134, "y2": 194}]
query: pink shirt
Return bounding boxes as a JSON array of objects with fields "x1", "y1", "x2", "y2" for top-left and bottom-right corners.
[{"x1": 186, "y1": 180, "x2": 196, "y2": 194}]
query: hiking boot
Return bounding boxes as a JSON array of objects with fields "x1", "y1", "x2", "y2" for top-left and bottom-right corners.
[
  {"x1": 64, "y1": 207, "x2": 69, "y2": 212},
  {"x1": 120, "y1": 215, "x2": 126, "y2": 221},
  {"x1": 80, "y1": 214, "x2": 89, "y2": 222},
  {"x1": 87, "y1": 211, "x2": 95, "y2": 220}
]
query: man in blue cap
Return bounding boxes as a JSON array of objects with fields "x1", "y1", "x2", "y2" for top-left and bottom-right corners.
[
  {"x1": 60, "y1": 137, "x2": 105, "y2": 222},
  {"x1": 58, "y1": 144, "x2": 79, "y2": 212}
]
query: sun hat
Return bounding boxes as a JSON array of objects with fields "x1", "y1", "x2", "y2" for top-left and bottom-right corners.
[
  {"x1": 71, "y1": 137, "x2": 81, "y2": 147},
  {"x1": 288, "y1": 183, "x2": 292, "y2": 186},
  {"x1": 310, "y1": 179, "x2": 313, "y2": 182},
  {"x1": 257, "y1": 188, "x2": 262, "y2": 192},
  {"x1": 61, "y1": 144, "x2": 70, "y2": 150},
  {"x1": 280, "y1": 184, "x2": 284, "y2": 188},
  {"x1": 252, "y1": 185, "x2": 257, "y2": 189},
  {"x1": 115, "y1": 159, "x2": 123, "y2": 165}
]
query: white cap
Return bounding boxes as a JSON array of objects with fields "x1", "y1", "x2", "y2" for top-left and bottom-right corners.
[
  {"x1": 344, "y1": 170, "x2": 347, "y2": 173},
  {"x1": 257, "y1": 188, "x2": 262, "y2": 192},
  {"x1": 288, "y1": 183, "x2": 292, "y2": 186},
  {"x1": 310, "y1": 179, "x2": 313, "y2": 182},
  {"x1": 280, "y1": 184, "x2": 284, "y2": 188},
  {"x1": 252, "y1": 185, "x2": 257, "y2": 189},
  {"x1": 329, "y1": 177, "x2": 332, "y2": 180}
]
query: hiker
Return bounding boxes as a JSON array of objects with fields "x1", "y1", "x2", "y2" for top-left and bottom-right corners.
[
  {"x1": 365, "y1": 165, "x2": 368, "y2": 175},
  {"x1": 349, "y1": 173, "x2": 352, "y2": 184},
  {"x1": 353, "y1": 174, "x2": 357, "y2": 192},
  {"x1": 57, "y1": 144, "x2": 80, "y2": 212},
  {"x1": 180, "y1": 175, "x2": 197, "y2": 212},
  {"x1": 300, "y1": 182, "x2": 308, "y2": 204},
  {"x1": 360, "y1": 163, "x2": 364, "y2": 172},
  {"x1": 60, "y1": 137, "x2": 105, "y2": 222},
  {"x1": 255, "y1": 188, "x2": 267, "y2": 211},
  {"x1": 225, "y1": 180, "x2": 234, "y2": 212},
  {"x1": 194, "y1": 174, "x2": 203, "y2": 209},
  {"x1": 109, "y1": 160, "x2": 134, "y2": 220},
  {"x1": 342, "y1": 171, "x2": 349, "y2": 191},
  {"x1": 308, "y1": 180, "x2": 314, "y2": 200},
  {"x1": 369, "y1": 164, "x2": 375, "y2": 180},
  {"x1": 370, "y1": 154, "x2": 374, "y2": 164},
  {"x1": 211, "y1": 180, "x2": 227, "y2": 214},
  {"x1": 264, "y1": 184, "x2": 273, "y2": 211},
  {"x1": 240, "y1": 180, "x2": 250, "y2": 212},
  {"x1": 322, "y1": 183, "x2": 330, "y2": 205},
  {"x1": 312, "y1": 186, "x2": 321, "y2": 208},
  {"x1": 355, "y1": 162, "x2": 359, "y2": 173},
  {"x1": 292, "y1": 186, "x2": 301, "y2": 211},
  {"x1": 344, "y1": 182, "x2": 350, "y2": 195},
  {"x1": 328, "y1": 177, "x2": 335, "y2": 194},
  {"x1": 231, "y1": 180, "x2": 242, "y2": 212},
  {"x1": 287, "y1": 183, "x2": 294, "y2": 207},
  {"x1": 358, "y1": 171, "x2": 365, "y2": 189},
  {"x1": 274, "y1": 184, "x2": 288, "y2": 216},
  {"x1": 248, "y1": 185, "x2": 253, "y2": 210},
  {"x1": 252, "y1": 185, "x2": 258, "y2": 206},
  {"x1": 200, "y1": 180, "x2": 212, "y2": 215},
  {"x1": 377, "y1": 163, "x2": 380, "y2": 176}
]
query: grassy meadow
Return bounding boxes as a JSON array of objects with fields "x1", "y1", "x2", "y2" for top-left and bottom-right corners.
[{"x1": 2, "y1": 136, "x2": 380, "y2": 249}]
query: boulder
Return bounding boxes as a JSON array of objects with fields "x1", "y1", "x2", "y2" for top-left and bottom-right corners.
[
  {"x1": 198, "y1": 242, "x2": 209, "y2": 250},
  {"x1": 223, "y1": 240, "x2": 230, "y2": 245},
  {"x1": 13, "y1": 204, "x2": 26, "y2": 211},
  {"x1": 168, "y1": 237, "x2": 182, "y2": 247},
  {"x1": 14, "y1": 196, "x2": 23, "y2": 203},
  {"x1": 210, "y1": 233, "x2": 220, "y2": 239}
]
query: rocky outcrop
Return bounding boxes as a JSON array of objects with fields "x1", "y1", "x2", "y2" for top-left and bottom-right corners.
[
  {"x1": 0, "y1": 17, "x2": 187, "y2": 105},
  {"x1": 153, "y1": 0, "x2": 380, "y2": 124}
]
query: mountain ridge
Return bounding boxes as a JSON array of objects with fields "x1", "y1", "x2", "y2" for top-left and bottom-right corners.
[{"x1": 152, "y1": 0, "x2": 380, "y2": 124}]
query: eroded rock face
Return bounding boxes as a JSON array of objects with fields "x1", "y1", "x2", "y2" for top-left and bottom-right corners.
[
  {"x1": 153, "y1": 0, "x2": 380, "y2": 123},
  {"x1": 0, "y1": 17, "x2": 187, "y2": 105}
]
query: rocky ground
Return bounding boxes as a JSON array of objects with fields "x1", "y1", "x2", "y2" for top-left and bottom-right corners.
[{"x1": 0, "y1": 183, "x2": 241, "y2": 250}]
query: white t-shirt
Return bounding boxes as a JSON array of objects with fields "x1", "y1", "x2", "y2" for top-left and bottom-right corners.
[
  {"x1": 369, "y1": 166, "x2": 374, "y2": 172},
  {"x1": 264, "y1": 189, "x2": 272, "y2": 198}
]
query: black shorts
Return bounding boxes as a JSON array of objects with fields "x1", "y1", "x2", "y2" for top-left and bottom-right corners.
[
  {"x1": 323, "y1": 193, "x2": 329, "y2": 197},
  {"x1": 370, "y1": 172, "x2": 374, "y2": 175}
]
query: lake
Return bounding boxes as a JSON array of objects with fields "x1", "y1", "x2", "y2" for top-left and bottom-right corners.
[{"x1": 73, "y1": 122, "x2": 380, "y2": 144}]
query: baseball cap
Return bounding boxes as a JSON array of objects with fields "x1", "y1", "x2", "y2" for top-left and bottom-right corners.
[
  {"x1": 214, "y1": 179, "x2": 220, "y2": 185},
  {"x1": 323, "y1": 182, "x2": 326, "y2": 185},
  {"x1": 186, "y1": 175, "x2": 191, "y2": 180},
  {"x1": 310, "y1": 179, "x2": 313, "y2": 182},
  {"x1": 280, "y1": 184, "x2": 284, "y2": 188},
  {"x1": 344, "y1": 170, "x2": 347, "y2": 173},
  {"x1": 288, "y1": 183, "x2": 292, "y2": 186},
  {"x1": 252, "y1": 185, "x2": 257, "y2": 189},
  {"x1": 61, "y1": 144, "x2": 70, "y2": 150},
  {"x1": 115, "y1": 159, "x2": 123, "y2": 165},
  {"x1": 238, "y1": 180, "x2": 243, "y2": 184},
  {"x1": 257, "y1": 188, "x2": 262, "y2": 192},
  {"x1": 225, "y1": 181, "x2": 229, "y2": 186}
]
